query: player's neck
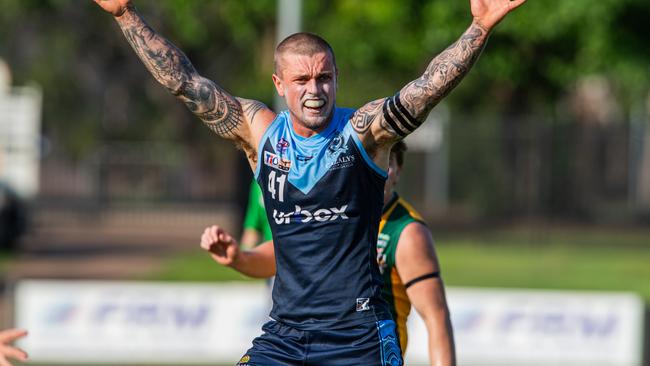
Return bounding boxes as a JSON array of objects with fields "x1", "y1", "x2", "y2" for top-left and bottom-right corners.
[{"x1": 289, "y1": 113, "x2": 334, "y2": 138}]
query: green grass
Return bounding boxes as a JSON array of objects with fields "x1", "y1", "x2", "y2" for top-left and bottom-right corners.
[
  {"x1": 148, "y1": 226, "x2": 650, "y2": 301},
  {"x1": 435, "y1": 227, "x2": 650, "y2": 300},
  {"x1": 143, "y1": 250, "x2": 263, "y2": 283}
]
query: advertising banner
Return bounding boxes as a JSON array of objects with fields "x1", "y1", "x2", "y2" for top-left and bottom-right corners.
[
  {"x1": 405, "y1": 287, "x2": 644, "y2": 366},
  {"x1": 15, "y1": 280, "x2": 271, "y2": 364},
  {"x1": 14, "y1": 281, "x2": 644, "y2": 365}
]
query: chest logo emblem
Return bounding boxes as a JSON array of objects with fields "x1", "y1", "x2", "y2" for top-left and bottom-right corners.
[
  {"x1": 264, "y1": 151, "x2": 291, "y2": 172},
  {"x1": 327, "y1": 132, "x2": 348, "y2": 155},
  {"x1": 276, "y1": 138, "x2": 290, "y2": 155}
]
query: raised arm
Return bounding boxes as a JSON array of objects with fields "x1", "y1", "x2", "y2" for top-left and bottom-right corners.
[
  {"x1": 93, "y1": 0, "x2": 273, "y2": 148},
  {"x1": 352, "y1": 0, "x2": 526, "y2": 148}
]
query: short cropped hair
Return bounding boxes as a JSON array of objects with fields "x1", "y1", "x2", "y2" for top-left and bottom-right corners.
[
  {"x1": 274, "y1": 32, "x2": 336, "y2": 75},
  {"x1": 390, "y1": 141, "x2": 407, "y2": 168}
]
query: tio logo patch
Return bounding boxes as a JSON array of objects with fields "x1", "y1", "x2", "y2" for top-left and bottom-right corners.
[{"x1": 264, "y1": 151, "x2": 291, "y2": 172}]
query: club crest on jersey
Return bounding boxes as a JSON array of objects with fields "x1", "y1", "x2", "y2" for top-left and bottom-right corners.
[
  {"x1": 327, "y1": 132, "x2": 348, "y2": 156},
  {"x1": 276, "y1": 137, "x2": 290, "y2": 155},
  {"x1": 264, "y1": 151, "x2": 291, "y2": 172}
]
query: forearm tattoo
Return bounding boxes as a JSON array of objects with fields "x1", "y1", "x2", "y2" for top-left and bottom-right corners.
[
  {"x1": 116, "y1": 5, "x2": 243, "y2": 139},
  {"x1": 382, "y1": 22, "x2": 488, "y2": 137}
]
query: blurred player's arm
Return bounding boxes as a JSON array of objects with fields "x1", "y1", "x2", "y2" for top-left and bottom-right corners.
[
  {"x1": 396, "y1": 223, "x2": 456, "y2": 366},
  {"x1": 0, "y1": 328, "x2": 28, "y2": 366},
  {"x1": 240, "y1": 229, "x2": 262, "y2": 250},
  {"x1": 200, "y1": 225, "x2": 276, "y2": 278},
  {"x1": 93, "y1": 0, "x2": 273, "y2": 152},
  {"x1": 240, "y1": 183, "x2": 266, "y2": 250},
  {"x1": 351, "y1": 0, "x2": 526, "y2": 148}
]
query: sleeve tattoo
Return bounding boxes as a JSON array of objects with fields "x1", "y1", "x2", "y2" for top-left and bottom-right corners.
[
  {"x1": 350, "y1": 99, "x2": 382, "y2": 134},
  {"x1": 379, "y1": 22, "x2": 489, "y2": 138},
  {"x1": 239, "y1": 99, "x2": 269, "y2": 126},
  {"x1": 117, "y1": 6, "x2": 244, "y2": 139}
]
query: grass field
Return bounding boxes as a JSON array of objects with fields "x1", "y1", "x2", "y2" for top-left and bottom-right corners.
[
  {"x1": 435, "y1": 227, "x2": 650, "y2": 299},
  {"x1": 148, "y1": 225, "x2": 650, "y2": 301}
]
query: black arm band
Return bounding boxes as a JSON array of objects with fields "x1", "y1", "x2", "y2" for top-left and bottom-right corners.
[
  {"x1": 404, "y1": 271, "x2": 440, "y2": 289},
  {"x1": 393, "y1": 92, "x2": 421, "y2": 129},
  {"x1": 382, "y1": 98, "x2": 408, "y2": 137}
]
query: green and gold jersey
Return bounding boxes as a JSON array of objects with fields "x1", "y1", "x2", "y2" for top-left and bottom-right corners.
[
  {"x1": 377, "y1": 193, "x2": 425, "y2": 354},
  {"x1": 243, "y1": 181, "x2": 273, "y2": 243}
]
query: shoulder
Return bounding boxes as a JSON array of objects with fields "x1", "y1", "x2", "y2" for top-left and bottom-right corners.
[
  {"x1": 395, "y1": 221, "x2": 438, "y2": 267},
  {"x1": 236, "y1": 98, "x2": 277, "y2": 148},
  {"x1": 399, "y1": 222, "x2": 433, "y2": 248},
  {"x1": 237, "y1": 98, "x2": 276, "y2": 125},
  {"x1": 347, "y1": 99, "x2": 384, "y2": 135}
]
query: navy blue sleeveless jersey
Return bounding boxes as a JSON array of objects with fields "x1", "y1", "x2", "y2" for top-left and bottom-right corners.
[{"x1": 254, "y1": 107, "x2": 391, "y2": 330}]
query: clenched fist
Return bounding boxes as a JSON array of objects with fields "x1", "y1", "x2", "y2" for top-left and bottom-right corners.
[
  {"x1": 93, "y1": 0, "x2": 132, "y2": 17},
  {"x1": 200, "y1": 225, "x2": 241, "y2": 267},
  {"x1": 471, "y1": 0, "x2": 526, "y2": 30}
]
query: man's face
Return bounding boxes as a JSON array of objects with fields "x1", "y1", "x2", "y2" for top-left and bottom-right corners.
[{"x1": 272, "y1": 51, "x2": 337, "y2": 131}]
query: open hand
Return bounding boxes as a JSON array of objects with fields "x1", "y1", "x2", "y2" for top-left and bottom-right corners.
[
  {"x1": 93, "y1": 0, "x2": 132, "y2": 17},
  {"x1": 471, "y1": 0, "x2": 526, "y2": 31},
  {"x1": 200, "y1": 225, "x2": 240, "y2": 266},
  {"x1": 0, "y1": 329, "x2": 28, "y2": 366}
]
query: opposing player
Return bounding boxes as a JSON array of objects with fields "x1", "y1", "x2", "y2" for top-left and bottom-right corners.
[
  {"x1": 202, "y1": 141, "x2": 455, "y2": 365},
  {"x1": 240, "y1": 181, "x2": 273, "y2": 250},
  {"x1": 94, "y1": 0, "x2": 525, "y2": 363},
  {"x1": 0, "y1": 328, "x2": 28, "y2": 366}
]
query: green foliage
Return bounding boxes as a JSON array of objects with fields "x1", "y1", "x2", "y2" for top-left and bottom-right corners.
[
  {"x1": 303, "y1": 0, "x2": 649, "y2": 112},
  {"x1": 1, "y1": 0, "x2": 648, "y2": 212},
  {"x1": 2, "y1": 0, "x2": 647, "y2": 147}
]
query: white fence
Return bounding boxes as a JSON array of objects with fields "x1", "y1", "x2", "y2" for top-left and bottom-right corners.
[{"x1": 13, "y1": 280, "x2": 645, "y2": 365}]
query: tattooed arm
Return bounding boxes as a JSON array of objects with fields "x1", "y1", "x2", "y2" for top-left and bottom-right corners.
[
  {"x1": 377, "y1": 21, "x2": 488, "y2": 140},
  {"x1": 352, "y1": 0, "x2": 526, "y2": 151},
  {"x1": 93, "y1": 0, "x2": 273, "y2": 148}
]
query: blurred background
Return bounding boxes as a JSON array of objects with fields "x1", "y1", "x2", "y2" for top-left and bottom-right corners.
[{"x1": 1, "y1": 0, "x2": 649, "y2": 365}]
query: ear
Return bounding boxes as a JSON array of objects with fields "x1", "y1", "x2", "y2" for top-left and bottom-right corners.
[
  {"x1": 335, "y1": 68, "x2": 340, "y2": 90},
  {"x1": 272, "y1": 74, "x2": 285, "y2": 97}
]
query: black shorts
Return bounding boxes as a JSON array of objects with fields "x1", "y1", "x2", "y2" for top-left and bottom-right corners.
[{"x1": 237, "y1": 319, "x2": 403, "y2": 365}]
